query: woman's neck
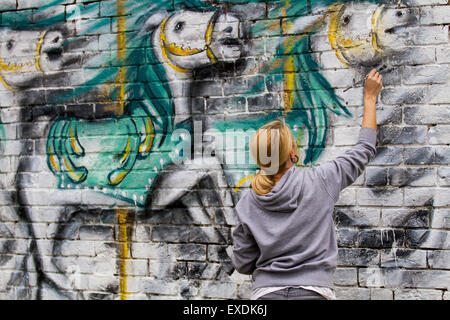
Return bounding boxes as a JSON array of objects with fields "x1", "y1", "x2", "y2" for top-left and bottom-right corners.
[{"x1": 272, "y1": 161, "x2": 294, "y2": 184}]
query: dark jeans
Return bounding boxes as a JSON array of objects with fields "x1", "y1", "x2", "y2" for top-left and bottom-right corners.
[{"x1": 256, "y1": 287, "x2": 327, "y2": 300}]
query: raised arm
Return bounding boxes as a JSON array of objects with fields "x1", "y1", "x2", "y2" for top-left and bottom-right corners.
[
  {"x1": 362, "y1": 68, "x2": 383, "y2": 130},
  {"x1": 316, "y1": 69, "x2": 383, "y2": 202}
]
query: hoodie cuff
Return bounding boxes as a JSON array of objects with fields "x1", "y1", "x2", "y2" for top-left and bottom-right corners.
[{"x1": 358, "y1": 127, "x2": 377, "y2": 147}]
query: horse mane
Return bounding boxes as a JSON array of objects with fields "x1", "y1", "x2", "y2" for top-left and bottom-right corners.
[{"x1": 221, "y1": 0, "x2": 379, "y2": 165}]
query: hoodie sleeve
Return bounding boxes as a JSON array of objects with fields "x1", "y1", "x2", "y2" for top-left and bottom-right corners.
[
  {"x1": 230, "y1": 214, "x2": 260, "y2": 275},
  {"x1": 316, "y1": 127, "x2": 377, "y2": 202}
]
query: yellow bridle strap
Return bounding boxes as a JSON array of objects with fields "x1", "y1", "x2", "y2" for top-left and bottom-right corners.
[
  {"x1": 35, "y1": 31, "x2": 47, "y2": 72},
  {"x1": 160, "y1": 14, "x2": 217, "y2": 73},
  {"x1": 371, "y1": 5, "x2": 384, "y2": 53},
  {"x1": 328, "y1": 2, "x2": 350, "y2": 66},
  {"x1": 0, "y1": 31, "x2": 46, "y2": 90},
  {"x1": 329, "y1": 3, "x2": 384, "y2": 66}
]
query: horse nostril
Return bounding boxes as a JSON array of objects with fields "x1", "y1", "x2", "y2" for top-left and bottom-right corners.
[
  {"x1": 396, "y1": 11, "x2": 403, "y2": 17},
  {"x1": 223, "y1": 26, "x2": 233, "y2": 33}
]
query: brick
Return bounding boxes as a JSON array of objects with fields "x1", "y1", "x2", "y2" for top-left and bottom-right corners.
[
  {"x1": 419, "y1": 5, "x2": 450, "y2": 25},
  {"x1": 379, "y1": 126, "x2": 427, "y2": 145},
  {"x1": 370, "y1": 288, "x2": 393, "y2": 300},
  {"x1": 429, "y1": 84, "x2": 450, "y2": 104},
  {"x1": 230, "y1": 3, "x2": 266, "y2": 20},
  {"x1": 79, "y1": 225, "x2": 113, "y2": 241},
  {"x1": 431, "y1": 209, "x2": 450, "y2": 229},
  {"x1": 334, "y1": 127, "x2": 359, "y2": 146},
  {"x1": 334, "y1": 207, "x2": 380, "y2": 227},
  {"x1": 438, "y1": 167, "x2": 450, "y2": 186},
  {"x1": 175, "y1": 244, "x2": 206, "y2": 261},
  {"x1": 337, "y1": 228, "x2": 358, "y2": 247},
  {"x1": 206, "y1": 96, "x2": 246, "y2": 114},
  {"x1": 0, "y1": 0, "x2": 16, "y2": 11},
  {"x1": 131, "y1": 243, "x2": 175, "y2": 260},
  {"x1": 405, "y1": 104, "x2": 449, "y2": 124},
  {"x1": 335, "y1": 188, "x2": 356, "y2": 206},
  {"x1": 403, "y1": 65, "x2": 448, "y2": 85},
  {"x1": 335, "y1": 287, "x2": 370, "y2": 300},
  {"x1": 237, "y1": 282, "x2": 252, "y2": 299},
  {"x1": 403, "y1": 147, "x2": 434, "y2": 165},
  {"x1": 358, "y1": 269, "x2": 450, "y2": 289},
  {"x1": 381, "y1": 249, "x2": 427, "y2": 268},
  {"x1": 151, "y1": 225, "x2": 189, "y2": 243},
  {"x1": 338, "y1": 248, "x2": 379, "y2": 267},
  {"x1": 395, "y1": 289, "x2": 443, "y2": 300},
  {"x1": 381, "y1": 86, "x2": 428, "y2": 105},
  {"x1": 357, "y1": 187, "x2": 403, "y2": 206},
  {"x1": 427, "y1": 250, "x2": 450, "y2": 269},
  {"x1": 429, "y1": 125, "x2": 450, "y2": 145},
  {"x1": 247, "y1": 94, "x2": 282, "y2": 112},
  {"x1": 370, "y1": 147, "x2": 403, "y2": 165},
  {"x1": 406, "y1": 229, "x2": 449, "y2": 249},
  {"x1": 366, "y1": 167, "x2": 388, "y2": 186},
  {"x1": 200, "y1": 281, "x2": 237, "y2": 299},
  {"x1": 410, "y1": 25, "x2": 448, "y2": 45},
  {"x1": 359, "y1": 229, "x2": 404, "y2": 249},
  {"x1": 382, "y1": 208, "x2": 429, "y2": 228},
  {"x1": 334, "y1": 268, "x2": 357, "y2": 286},
  {"x1": 389, "y1": 168, "x2": 435, "y2": 187},
  {"x1": 404, "y1": 187, "x2": 450, "y2": 207},
  {"x1": 437, "y1": 46, "x2": 450, "y2": 64}
]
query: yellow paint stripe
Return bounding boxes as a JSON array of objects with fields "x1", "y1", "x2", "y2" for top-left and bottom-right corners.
[
  {"x1": 109, "y1": 170, "x2": 128, "y2": 185},
  {"x1": 206, "y1": 47, "x2": 217, "y2": 64},
  {"x1": 160, "y1": 17, "x2": 191, "y2": 73},
  {"x1": 205, "y1": 16, "x2": 214, "y2": 45},
  {"x1": 120, "y1": 137, "x2": 131, "y2": 165},
  {"x1": 327, "y1": 3, "x2": 349, "y2": 66},
  {"x1": 116, "y1": 0, "x2": 126, "y2": 115},
  {"x1": 117, "y1": 208, "x2": 129, "y2": 300},
  {"x1": 70, "y1": 127, "x2": 82, "y2": 155},
  {"x1": 35, "y1": 31, "x2": 46, "y2": 72},
  {"x1": 283, "y1": 55, "x2": 295, "y2": 113},
  {"x1": 233, "y1": 174, "x2": 255, "y2": 192},
  {"x1": 0, "y1": 74, "x2": 13, "y2": 91},
  {"x1": 48, "y1": 144, "x2": 60, "y2": 171},
  {"x1": 166, "y1": 42, "x2": 202, "y2": 56},
  {"x1": 139, "y1": 118, "x2": 154, "y2": 153},
  {"x1": 0, "y1": 59, "x2": 30, "y2": 72},
  {"x1": 63, "y1": 157, "x2": 83, "y2": 181},
  {"x1": 371, "y1": 5, "x2": 384, "y2": 53}
]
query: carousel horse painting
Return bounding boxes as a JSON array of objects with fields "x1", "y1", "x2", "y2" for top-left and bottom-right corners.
[{"x1": 0, "y1": 0, "x2": 446, "y2": 299}]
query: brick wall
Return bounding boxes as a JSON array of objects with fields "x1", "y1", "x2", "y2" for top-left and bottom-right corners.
[{"x1": 0, "y1": 0, "x2": 449, "y2": 300}]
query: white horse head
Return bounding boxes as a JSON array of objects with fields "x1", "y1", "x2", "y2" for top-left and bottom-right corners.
[
  {"x1": 143, "y1": 9, "x2": 242, "y2": 76},
  {"x1": 0, "y1": 28, "x2": 65, "y2": 89},
  {"x1": 325, "y1": 1, "x2": 418, "y2": 67}
]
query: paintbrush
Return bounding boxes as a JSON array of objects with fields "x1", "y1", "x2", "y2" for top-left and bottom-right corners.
[{"x1": 343, "y1": 64, "x2": 388, "y2": 92}]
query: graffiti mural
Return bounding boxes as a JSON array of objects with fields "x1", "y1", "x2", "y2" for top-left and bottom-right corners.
[{"x1": 0, "y1": 0, "x2": 449, "y2": 299}]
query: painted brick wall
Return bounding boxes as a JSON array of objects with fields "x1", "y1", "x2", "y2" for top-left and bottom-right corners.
[{"x1": 0, "y1": 0, "x2": 449, "y2": 300}]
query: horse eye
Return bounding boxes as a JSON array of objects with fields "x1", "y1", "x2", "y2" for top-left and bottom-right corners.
[
  {"x1": 175, "y1": 21, "x2": 185, "y2": 31},
  {"x1": 6, "y1": 39, "x2": 14, "y2": 50},
  {"x1": 343, "y1": 15, "x2": 351, "y2": 24}
]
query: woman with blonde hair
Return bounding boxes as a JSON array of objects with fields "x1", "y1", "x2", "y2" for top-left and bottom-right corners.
[{"x1": 231, "y1": 69, "x2": 382, "y2": 300}]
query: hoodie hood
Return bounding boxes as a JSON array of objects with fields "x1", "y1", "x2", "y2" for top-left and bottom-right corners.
[{"x1": 250, "y1": 166, "x2": 304, "y2": 213}]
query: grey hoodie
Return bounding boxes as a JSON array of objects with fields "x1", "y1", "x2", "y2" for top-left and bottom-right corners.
[{"x1": 231, "y1": 127, "x2": 377, "y2": 290}]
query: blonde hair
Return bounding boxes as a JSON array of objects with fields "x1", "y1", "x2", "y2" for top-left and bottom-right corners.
[{"x1": 250, "y1": 120, "x2": 295, "y2": 196}]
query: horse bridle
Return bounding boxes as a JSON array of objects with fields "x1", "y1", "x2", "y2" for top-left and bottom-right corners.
[
  {"x1": 328, "y1": 3, "x2": 385, "y2": 66},
  {"x1": 0, "y1": 30, "x2": 47, "y2": 90},
  {"x1": 159, "y1": 11, "x2": 220, "y2": 73}
]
